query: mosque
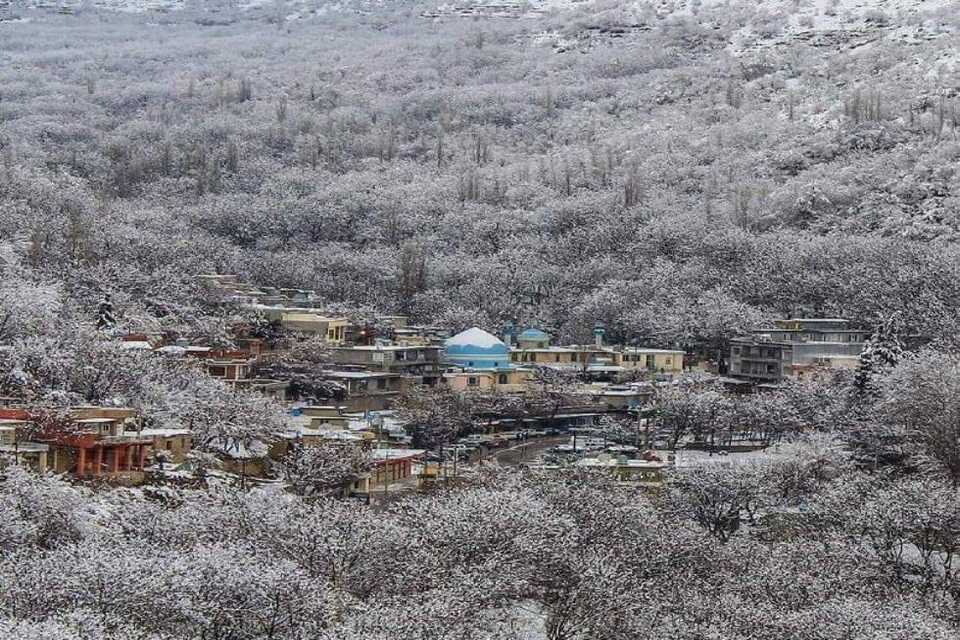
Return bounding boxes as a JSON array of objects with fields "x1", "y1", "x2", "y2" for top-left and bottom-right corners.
[{"x1": 443, "y1": 327, "x2": 512, "y2": 370}]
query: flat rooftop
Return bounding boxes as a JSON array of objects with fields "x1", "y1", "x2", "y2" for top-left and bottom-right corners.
[
  {"x1": 321, "y1": 370, "x2": 399, "y2": 379},
  {"x1": 334, "y1": 345, "x2": 439, "y2": 351}
]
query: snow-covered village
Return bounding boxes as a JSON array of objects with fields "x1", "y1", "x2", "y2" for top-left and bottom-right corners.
[{"x1": 3, "y1": 0, "x2": 960, "y2": 638}]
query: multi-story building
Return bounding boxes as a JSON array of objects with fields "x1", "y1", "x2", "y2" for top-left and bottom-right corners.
[
  {"x1": 510, "y1": 343, "x2": 623, "y2": 375},
  {"x1": 329, "y1": 344, "x2": 444, "y2": 385},
  {"x1": 42, "y1": 408, "x2": 154, "y2": 482},
  {"x1": 729, "y1": 319, "x2": 868, "y2": 383},
  {"x1": 319, "y1": 370, "x2": 405, "y2": 412},
  {"x1": 195, "y1": 348, "x2": 253, "y2": 382}
]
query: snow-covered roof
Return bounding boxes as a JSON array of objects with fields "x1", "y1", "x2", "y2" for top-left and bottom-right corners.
[
  {"x1": 622, "y1": 348, "x2": 685, "y2": 355},
  {"x1": 119, "y1": 341, "x2": 154, "y2": 350},
  {"x1": 446, "y1": 327, "x2": 508, "y2": 351},
  {"x1": 157, "y1": 346, "x2": 188, "y2": 356},
  {"x1": 207, "y1": 438, "x2": 269, "y2": 459},
  {"x1": 371, "y1": 448, "x2": 426, "y2": 461},
  {"x1": 137, "y1": 428, "x2": 192, "y2": 438},
  {"x1": 518, "y1": 328, "x2": 550, "y2": 340},
  {"x1": 322, "y1": 370, "x2": 399, "y2": 379},
  {"x1": 335, "y1": 344, "x2": 438, "y2": 351}
]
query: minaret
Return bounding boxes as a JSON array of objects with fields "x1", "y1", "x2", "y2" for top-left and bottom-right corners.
[{"x1": 593, "y1": 322, "x2": 606, "y2": 348}]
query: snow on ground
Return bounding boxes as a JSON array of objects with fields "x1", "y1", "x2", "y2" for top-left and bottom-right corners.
[
  {"x1": 426, "y1": 0, "x2": 955, "y2": 58},
  {"x1": 0, "y1": 0, "x2": 388, "y2": 18}
]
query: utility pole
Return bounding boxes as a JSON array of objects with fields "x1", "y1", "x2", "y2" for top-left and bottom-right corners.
[
  {"x1": 439, "y1": 445, "x2": 447, "y2": 486},
  {"x1": 383, "y1": 457, "x2": 390, "y2": 500}
]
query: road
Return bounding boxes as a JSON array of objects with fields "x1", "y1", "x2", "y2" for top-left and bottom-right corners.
[{"x1": 486, "y1": 436, "x2": 568, "y2": 466}]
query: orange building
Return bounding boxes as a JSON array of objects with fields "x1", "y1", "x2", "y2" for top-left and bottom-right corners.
[{"x1": 41, "y1": 408, "x2": 154, "y2": 482}]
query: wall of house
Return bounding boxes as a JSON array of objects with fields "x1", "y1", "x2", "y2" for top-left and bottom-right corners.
[
  {"x1": 621, "y1": 351, "x2": 684, "y2": 372},
  {"x1": 149, "y1": 435, "x2": 192, "y2": 463}
]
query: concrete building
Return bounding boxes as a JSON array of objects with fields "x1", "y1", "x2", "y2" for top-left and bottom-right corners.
[
  {"x1": 140, "y1": 428, "x2": 193, "y2": 464},
  {"x1": 44, "y1": 408, "x2": 154, "y2": 483},
  {"x1": 351, "y1": 448, "x2": 425, "y2": 496},
  {"x1": 577, "y1": 454, "x2": 669, "y2": 485},
  {"x1": 585, "y1": 383, "x2": 655, "y2": 411},
  {"x1": 329, "y1": 344, "x2": 443, "y2": 385},
  {"x1": 319, "y1": 370, "x2": 405, "y2": 412},
  {"x1": 729, "y1": 318, "x2": 868, "y2": 383},
  {"x1": 0, "y1": 418, "x2": 49, "y2": 471},
  {"x1": 279, "y1": 312, "x2": 349, "y2": 344},
  {"x1": 443, "y1": 368, "x2": 531, "y2": 393},
  {"x1": 516, "y1": 328, "x2": 551, "y2": 349},
  {"x1": 620, "y1": 348, "x2": 685, "y2": 375}
]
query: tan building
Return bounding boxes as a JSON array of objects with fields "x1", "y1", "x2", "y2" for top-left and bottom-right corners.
[
  {"x1": 280, "y1": 312, "x2": 350, "y2": 344},
  {"x1": 320, "y1": 370, "x2": 405, "y2": 412},
  {"x1": 577, "y1": 454, "x2": 669, "y2": 485},
  {"x1": 443, "y1": 368, "x2": 531, "y2": 394},
  {"x1": 233, "y1": 378, "x2": 289, "y2": 401},
  {"x1": 140, "y1": 428, "x2": 193, "y2": 464},
  {"x1": 620, "y1": 348, "x2": 685, "y2": 374},
  {"x1": 0, "y1": 419, "x2": 49, "y2": 471},
  {"x1": 584, "y1": 383, "x2": 655, "y2": 411}
]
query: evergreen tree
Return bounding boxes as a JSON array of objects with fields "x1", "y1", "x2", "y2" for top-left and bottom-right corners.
[
  {"x1": 96, "y1": 294, "x2": 115, "y2": 331},
  {"x1": 854, "y1": 313, "x2": 904, "y2": 396}
]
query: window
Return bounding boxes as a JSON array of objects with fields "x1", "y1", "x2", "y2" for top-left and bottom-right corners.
[
  {"x1": 208, "y1": 366, "x2": 226, "y2": 377},
  {"x1": 645, "y1": 355, "x2": 655, "y2": 370},
  {"x1": 732, "y1": 347, "x2": 740, "y2": 355},
  {"x1": 498, "y1": 374, "x2": 508, "y2": 384},
  {"x1": 665, "y1": 358, "x2": 672, "y2": 366},
  {"x1": 377, "y1": 379, "x2": 387, "y2": 390},
  {"x1": 555, "y1": 354, "x2": 561, "y2": 362},
  {"x1": 468, "y1": 377, "x2": 479, "y2": 386},
  {"x1": 396, "y1": 351, "x2": 407, "y2": 361}
]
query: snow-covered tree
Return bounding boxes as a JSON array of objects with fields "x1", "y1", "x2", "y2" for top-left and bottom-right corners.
[
  {"x1": 854, "y1": 313, "x2": 904, "y2": 396},
  {"x1": 281, "y1": 442, "x2": 371, "y2": 498}
]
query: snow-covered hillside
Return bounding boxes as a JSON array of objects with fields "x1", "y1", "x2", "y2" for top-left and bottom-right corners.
[{"x1": 419, "y1": 0, "x2": 955, "y2": 56}]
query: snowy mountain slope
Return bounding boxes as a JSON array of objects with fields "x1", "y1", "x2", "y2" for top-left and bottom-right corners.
[{"x1": 419, "y1": 0, "x2": 954, "y2": 56}]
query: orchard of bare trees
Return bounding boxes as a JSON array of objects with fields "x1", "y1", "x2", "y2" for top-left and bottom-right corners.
[{"x1": 3, "y1": 0, "x2": 960, "y2": 637}]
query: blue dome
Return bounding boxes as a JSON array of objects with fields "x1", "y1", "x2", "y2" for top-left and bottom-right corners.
[
  {"x1": 445, "y1": 327, "x2": 511, "y2": 370},
  {"x1": 518, "y1": 328, "x2": 549, "y2": 341}
]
